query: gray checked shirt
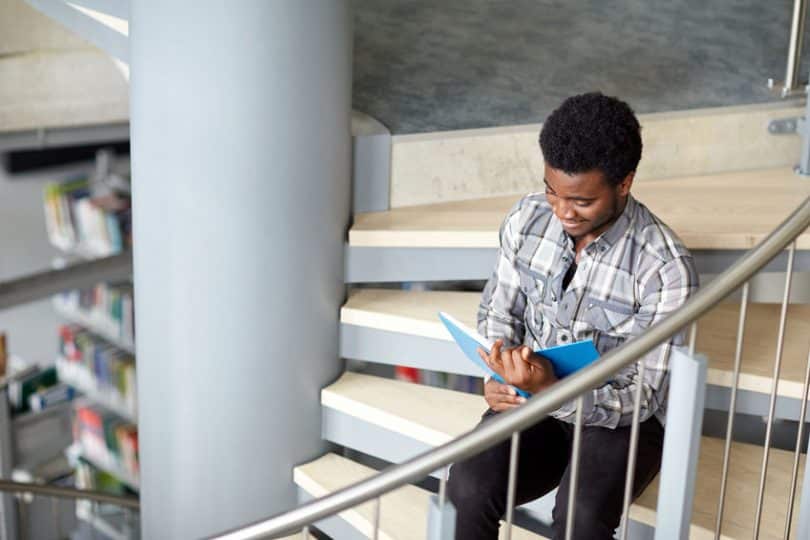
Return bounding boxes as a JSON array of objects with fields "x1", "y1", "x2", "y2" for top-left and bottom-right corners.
[{"x1": 478, "y1": 193, "x2": 699, "y2": 428}]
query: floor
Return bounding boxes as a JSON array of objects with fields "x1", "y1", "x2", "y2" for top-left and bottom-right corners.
[{"x1": 353, "y1": 0, "x2": 809, "y2": 133}]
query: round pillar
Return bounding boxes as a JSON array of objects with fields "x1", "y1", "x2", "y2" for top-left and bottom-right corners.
[{"x1": 129, "y1": 2, "x2": 351, "y2": 537}]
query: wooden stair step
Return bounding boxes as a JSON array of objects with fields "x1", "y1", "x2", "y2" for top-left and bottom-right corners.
[
  {"x1": 342, "y1": 288, "x2": 810, "y2": 398},
  {"x1": 323, "y1": 372, "x2": 805, "y2": 539},
  {"x1": 631, "y1": 437, "x2": 804, "y2": 539},
  {"x1": 349, "y1": 167, "x2": 810, "y2": 250},
  {"x1": 295, "y1": 452, "x2": 546, "y2": 540}
]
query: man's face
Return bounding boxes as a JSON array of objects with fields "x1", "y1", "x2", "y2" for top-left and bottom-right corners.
[{"x1": 543, "y1": 164, "x2": 633, "y2": 241}]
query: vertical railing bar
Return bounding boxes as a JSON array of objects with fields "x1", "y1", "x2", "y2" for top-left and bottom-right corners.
[
  {"x1": 619, "y1": 361, "x2": 647, "y2": 540},
  {"x1": 91, "y1": 500, "x2": 100, "y2": 540},
  {"x1": 753, "y1": 241, "x2": 796, "y2": 538},
  {"x1": 503, "y1": 431, "x2": 521, "y2": 540},
  {"x1": 565, "y1": 395, "x2": 585, "y2": 540},
  {"x1": 688, "y1": 322, "x2": 698, "y2": 356},
  {"x1": 438, "y1": 465, "x2": 449, "y2": 510},
  {"x1": 714, "y1": 281, "x2": 750, "y2": 540},
  {"x1": 301, "y1": 524, "x2": 310, "y2": 539},
  {"x1": 372, "y1": 497, "x2": 381, "y2": 540},
  {"x1": 50, "y1": 496, "x2": 60, "y2": 540},
  {"x1": 784, "y1": 338, "x2": 810, "y2": 539}
]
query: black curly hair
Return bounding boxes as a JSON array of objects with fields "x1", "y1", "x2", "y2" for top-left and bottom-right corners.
[{"x1": 539, "y1": 92, "x2": 642, "y2": 186}]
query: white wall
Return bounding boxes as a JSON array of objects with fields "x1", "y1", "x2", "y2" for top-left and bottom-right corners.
[{"x1": 0, "y1": 160, "x2": 93, "y2": 367}]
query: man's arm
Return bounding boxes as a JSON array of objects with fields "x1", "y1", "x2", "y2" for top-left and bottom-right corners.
[
  {"x1": 477, "y1": 201, "x2": 528, "y2": 347},
  {"x1": 550, "y1": 255, "x2": 699, "y2": 428}
]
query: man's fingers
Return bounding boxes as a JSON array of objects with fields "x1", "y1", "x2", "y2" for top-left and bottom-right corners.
[
  {"x1": 501, "y1": 347, "x2": 516, "y2": 382},
  {"x1": 512, "y1": 348, "x2": 529, "y2": 381}
]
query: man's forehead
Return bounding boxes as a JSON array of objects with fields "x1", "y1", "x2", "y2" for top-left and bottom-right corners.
[{"x1": 543, "y1": 167, "x2": 607, "y2": 194}]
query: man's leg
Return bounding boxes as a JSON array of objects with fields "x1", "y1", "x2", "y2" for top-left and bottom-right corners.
[
  {"x1": 447, "y1": 410, "x2": 570, "y2": 540},
  {"x1": 551, "y1": 418, "x2": 665, "y2": 540}
]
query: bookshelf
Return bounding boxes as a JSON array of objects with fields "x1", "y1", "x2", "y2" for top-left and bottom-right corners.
[
  {"x1": 55, "y1": 356, "x2": 136, "y2": 422},
  {"x1": 76, "y1": 500, "x2": 133, "y2": 540},
  {"x1": 53, "y1": 296, "x2": 135, "y2": 354},
  {"x1": 41, "y1": 150, "x2": 139, "y2": 539},
  {"x1": 66, "y1": 443, "x2": 139, "y2": 492}
]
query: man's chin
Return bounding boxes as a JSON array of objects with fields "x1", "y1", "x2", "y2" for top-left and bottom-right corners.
[{"x1": 561, "y1": 220, "x2": 589, "y2": 235}]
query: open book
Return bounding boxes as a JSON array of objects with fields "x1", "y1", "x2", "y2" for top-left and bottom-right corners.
[{"x1": 438, "y1": 312, "x2": 600, "y2": 398}]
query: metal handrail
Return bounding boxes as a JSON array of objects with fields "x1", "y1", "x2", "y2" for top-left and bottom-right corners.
[
  {"x1": 212, "y1": 197, "x2": 810, "y2": 539},
  {"x1": 0, "y1": 479, "x2": 139, "y2": 509}
]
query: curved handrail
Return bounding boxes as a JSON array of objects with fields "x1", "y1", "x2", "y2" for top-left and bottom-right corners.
[
  {"x1": 216, "y1": 197, "x2": 810, "y2": 539},
  {"x1": 0, "y1": 479, "x2": 139, "y2": 509}
]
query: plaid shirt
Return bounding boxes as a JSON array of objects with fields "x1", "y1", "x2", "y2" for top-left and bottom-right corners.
[{"x1": 478, "y1": 193, "x2": 699, "y2": 428}]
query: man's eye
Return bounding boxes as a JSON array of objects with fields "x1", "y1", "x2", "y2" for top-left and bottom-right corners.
[{"x1": 575, "y1": 201, "x2": 592, "y2": 207}]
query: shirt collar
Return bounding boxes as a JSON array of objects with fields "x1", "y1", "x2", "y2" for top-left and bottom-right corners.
[{"x1": 596, "y1": 194, "x2": 637, "y2": 250}]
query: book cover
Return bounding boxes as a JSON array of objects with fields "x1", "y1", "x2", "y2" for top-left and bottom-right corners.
[{"x1": 438, "y1": 312, "x2": 599, "y2": 399}]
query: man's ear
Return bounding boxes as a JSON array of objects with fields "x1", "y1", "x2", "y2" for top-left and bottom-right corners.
[{"x1": 618, "y1": 171, "x2": 634, "y2": 196}]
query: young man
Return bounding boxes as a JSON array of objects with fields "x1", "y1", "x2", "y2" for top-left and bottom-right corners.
[{"x1": 446, "y1": 92, "x2": 699, "y2": 539}]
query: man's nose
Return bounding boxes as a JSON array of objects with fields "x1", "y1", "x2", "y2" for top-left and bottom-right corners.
[{"x1": 558, "y1": 199, "x2": 577, "y2": 219}]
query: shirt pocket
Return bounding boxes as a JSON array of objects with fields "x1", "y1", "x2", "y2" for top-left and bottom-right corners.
[
  {"x1": 585, "y1": 298, "x2": 636, "y2": 334},
  {"x1": 516, "y1": 260, "x2": 547, "y2": 306}
]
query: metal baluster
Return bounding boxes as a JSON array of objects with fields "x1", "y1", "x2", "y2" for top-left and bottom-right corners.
[
  {"x1": 438, "y1": 465, "x2": 449, "y2": 510},
  {"x1": 503, "y1": 431, "x2": 521, "y2": 540},
  {"x1": 619, "y1": 361, "x2": 646, "y2": 540},
  {"x1": 753, "y1": 242, "x2": 796, "y2": 538},
  {"x1": 50, "y1": 497, "x2": 63, "y2": 540},
  {"x1": 372, "y1": 497, "x2": 381, "y2": 540},
  {"x1": 784, "y1": 339, "x2": 810, "y2": 539},
  {"x1": 565, "y1": 396, "x2": 585, "y2": 540},
  {"x1": 91, "y1": 501, "x2": 99, "y2": 540},
  {"x1": 689, "y1": 322, "x2": 698, "y2": 355},
  {"x1": 714, "y1": 282, "x2": 750, "y2": 539},
  {"x1": 301, "y1": 524, "x2": 310, "y2": 539}
]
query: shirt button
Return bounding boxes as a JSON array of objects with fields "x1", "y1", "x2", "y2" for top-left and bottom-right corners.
[
  {"x1": 560, "y1": 335, "x2": 569, "y2": 342},
  {"x1": 588, "y1": 303, "x2": 594, "y2": 309}
]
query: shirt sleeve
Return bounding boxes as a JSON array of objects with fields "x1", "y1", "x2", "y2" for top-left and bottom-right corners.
[
  {"x1": 550, "y1": 255, "x2": 699, "y2": 428},
  {"x1": 477, "y1": 200, "x2": 528, "y2": 348}
]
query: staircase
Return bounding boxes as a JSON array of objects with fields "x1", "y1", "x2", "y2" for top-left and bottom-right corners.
[{"x1": 289, "y1": 109, "x2": 810, "y2": 539}]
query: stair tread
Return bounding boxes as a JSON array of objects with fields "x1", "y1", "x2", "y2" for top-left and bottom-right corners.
[
  {"x1": 697, "y1": 303, "x2": 810, "y2": 399},
  {"x1": 294, "y1": 452, "x2": 546, "y2": 540},
  {"x1": 323, "y1": 372, "x2": 483, "y2": 446},
  {"x1": 349, "y1": 167, "x2": 810, "y2": 249},
  {"x1": 323, "y1": 373, "x2": 805, "y2": 539},
  {"x1": 631, "y1": 437, "x2": 804, "y2": 539},
  {"x1": 342, "y1": 289, "x2": 810, "y2": 398}
]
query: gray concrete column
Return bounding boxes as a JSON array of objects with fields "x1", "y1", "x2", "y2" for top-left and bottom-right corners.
[{"x1": 129, "y1": 2, "x2": 351, "y2": 538}]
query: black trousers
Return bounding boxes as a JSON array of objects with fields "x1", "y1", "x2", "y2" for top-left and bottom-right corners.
[{"x1": 446, "y1": 410, "x2": 665, "y2": 540}]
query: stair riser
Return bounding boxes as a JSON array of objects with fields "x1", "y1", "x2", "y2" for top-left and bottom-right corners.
[
  {"x1": 345, "y1": 246, "x2": 810, "y2": 282},
  {"x1": 389, "y1": 102, "x2": 805, "y2": 208},
  {"x1": 296, "y1": 489, "x2": 368, "y2": 540},
  {"x1": 341, "y1": 324, "x2": 481, "y2": 377}
]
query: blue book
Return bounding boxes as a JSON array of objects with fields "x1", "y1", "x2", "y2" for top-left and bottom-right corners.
[{"x1": 438, "y1": 312, "x2": 600, "y2": 398}]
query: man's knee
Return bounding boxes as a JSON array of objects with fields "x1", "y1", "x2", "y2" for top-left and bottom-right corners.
[
  {"x1": 447, "y1": 461, "x2": 503, "y2": 513},
  {"x1": 551, "y1": 498, "x2": 620, "y2": 540}
]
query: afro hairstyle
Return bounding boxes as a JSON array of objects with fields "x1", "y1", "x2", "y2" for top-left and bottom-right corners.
[{"x1": 539, "y1": 92, "x2": 642, "y2": 186}]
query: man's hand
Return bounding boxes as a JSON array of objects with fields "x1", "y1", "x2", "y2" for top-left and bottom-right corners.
[
  {"x1": 478, "y1": 339, "x2": 558, "y2": 395},
  {"x1": 484, "y1": 379, "x2": 525, "y2": 412}
]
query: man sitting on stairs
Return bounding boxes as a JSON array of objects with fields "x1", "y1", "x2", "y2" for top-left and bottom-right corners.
[{"x1": 446, "y1": 92, "x2": 700, "y2": 540}]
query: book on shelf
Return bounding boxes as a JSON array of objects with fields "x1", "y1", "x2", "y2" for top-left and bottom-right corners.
[
  {"x1": 43, "y1": 175, "x2": 131, "y2": 257},
  {"x1": 74, "y1": 405, "x2": 139, "y2": 485},
  {"x1": 7, "y1": 366, "x2": 59, "y2": 414},
  {"x1": 54, "y1": 282, "x2": 135, "y2": 348},
  {"x1": 59, "y1": 325, "x2": 137, "y2": 411},
  {"x1": 29, "y1": 383, "x2": 76, "y2": 412},
  {"x1": 0, "y1": 332, "x2": 7, "y2": 378}
]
